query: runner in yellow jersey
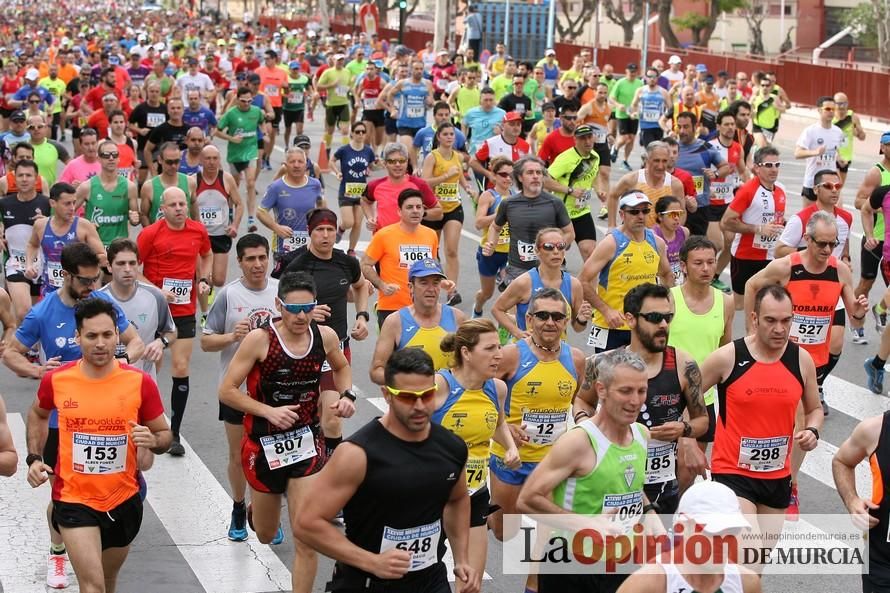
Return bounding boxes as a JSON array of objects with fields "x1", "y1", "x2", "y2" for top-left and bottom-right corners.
[
  {"x1": 580, "y1": 192, "x2": 674, "y2": 353},
  {"x1": 370, "y1": 258, "x2": 467, "y2": 383},
  {"x1": 433, "y1": 318, "x2": 520, "y2": 586}
]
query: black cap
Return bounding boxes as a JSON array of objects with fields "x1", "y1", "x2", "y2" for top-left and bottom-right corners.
[
  {"x1": 293, "y1": 134, "x2": 311, "y2": 148},
  {"x1": 541, "y1": 101, "x2": 556, "y2": 112},
  {"x1": 246, "y1": 73, "x2": 261, "y2": 83},
  {"x1": 186, "y1": 56, "x2": 198, "y2": 65},
  {"x1": 574, "y1": 124, "x2": 594, "y2": 137},
  {"x1": 627, "y1": 62, "x2": 638, "y2": 71},
  {"x1": 10, "y1": 110, "x2": 26, "y2": 122}
]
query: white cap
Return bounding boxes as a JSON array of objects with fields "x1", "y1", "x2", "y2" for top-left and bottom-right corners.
[
  {"x1": 618, "y1": 192, "x2": 651, "y2": 209},
  {"x1": 25, "y1": 68, "x2": 39, "y2": 81},
  {"x1": 154, "y1": 42, "x2": 166, "y2": 51},
  {"x1": 545, "y1": 48, "x2": 556, "y2": 56},
  {"x1": 138, "y1": 33, "x2": 148, "y2": 41},
  {"x1": 333, "y1": 53, "x2": 346, "y2": 61},
  {"x1": 437, "y1": 50, "x2": 448, "y2": 56},
  {"x1": 668, "y1": 55, "x2": 682, "y2": 65},
  {"x1": 674, "y1": 481, "x2": 751, "y2": 535}
]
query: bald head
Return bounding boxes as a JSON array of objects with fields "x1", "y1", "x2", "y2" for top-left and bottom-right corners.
[{"x1": 162, "y1": 186, "x2": 188, "y2": 206}]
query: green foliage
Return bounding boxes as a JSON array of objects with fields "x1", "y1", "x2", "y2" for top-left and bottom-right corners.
[{"x1": 840, "y1": 2, "x2": 878, "y2": 47}]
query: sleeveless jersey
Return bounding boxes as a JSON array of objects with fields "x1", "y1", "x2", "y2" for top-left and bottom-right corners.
[
  {"x1": 516, "y1": 268, "x2": 573, "y2": 332},
  {"x1": 672, "y1": 102, "x2": 702, "y2": 131},
  {"x1": 480, "y1": 189, "x2": 510, "y2": 253},
  {"x1": 359, "y1": 76, "x2": 383, "y2": 111},
  {"x1": 639, "y1": 346, "x2": 685, "y2": 492},
  {"x1": 149, "y1": 173, "x2": 191, "y2": 223},
  {"x1": 729, "y1": 178, "x2": 787, "y2": 260},
  {"x1": 196, "y1": 170, "x2": 230, "y2": 236},
  {"x1": 708, "y1": 139, "x2": 743, "y2": 205},
  {"x1": 397, "y1": 306, "x2": 458, "y2": 371},
  {"x1": 868, "y1": 411, "x2": 890, "y2": 572},
  {"x1": 669, "y1": 285, "x2": 724, "y2": 406},
  {"x1": 663, "y1": 563, "x2": 744, "y2": 593},
  {"x1": 712, "y1": 338, "x2": 804, "y2": 479},
  {"x1": 85, "y1": 175, "x2": 130, "y2": 246},
  {"x1": 1, "y1": 193, "x2": 51, "y2": 277},
  {"x1": 872, "y1": 163, "x2": 890, "y2": 241},
  {"x1": 592, "y1": 228, "x2": 659, "y2": 332},
  {"x1": 244, "y1": 321, "x2": 326, "y2": 439},
  {"x1": 654, "y1": 226, "x2": 687, "y2": 285},
  {"x1": 178, "y1": 153, "x2": 201, "y2": 176},
  {"x1": 785, "y1": 252, "x2": 842, "y2": 367},
  {"x1": 4, "y1": 171, "x2": 44, "y2": 194},
  {"x1": 635, "y1": 170, "x2": 675, "y2": 227},
  {"x1": 638, "y1": 87, "x2": 666, "y2": 130},
  {"x1": 429, "y1": 149, "x2": 462, "y2": 213},
  {"x1": 753, "y1": 92, "x2": 780, "y2": 132},
  {"x1": 492, "y1": 340, "x2": 577, "y2": 463},
  {"x1": 834, "y1": 111, "x2": 855, "y2": 163},
  {"x1": 432, "y1": 370, "x2": 499, "y2": 494},
  {"x1": 337, "y1": 420, "x2": 466, "y2": 586},
  {"x1": 584, "y1": 100, "x2": 611, "y2": 143},
  {"x1": 397, "y1": 81, "x2": 428, "y2": 128},
  {"x1": 40, "y1": 217, "x2": 79, "y2": 292},
  {"x1": 552, "y1": 419, "x2": 646, "y2": 532}
]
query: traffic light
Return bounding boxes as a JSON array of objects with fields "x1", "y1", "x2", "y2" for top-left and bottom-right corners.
[{"x1": 399, "y1": 0, "x2": 407, "y2": 43}]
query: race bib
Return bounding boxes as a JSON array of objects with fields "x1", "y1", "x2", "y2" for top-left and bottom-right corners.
[
  {"x1": 399, "y1": 244, "x2": 432, "y2": 268},
  {"x1": 593, "y1": 127, "x2": 607, "y2": 144},
  {"x1": 7, "y1": 248, "x2": 27, "y2": 273},
  {"x1": 762, "y1": 129, "x2": 775, "y2": 144},
  {"x1": 497, "y1": 224, "x2": 511, "y2": 245},
  {"x1": 288, "y1": 91, "x2": 304, "y2": 104},
  {"x1": 72, "y1": 432, "x2": 127, "y2": 474},
  {"x1": 789, "y1": 313, "x2": 830, "y2": 345},
  {"x1": 587, "y1": 325, "x2": 608, "y2": 349},
  {"x1": 380, "y1": 520, "x2": 441, "y2": 571},
  {"x1": 603, "y1": 491, "x2": 644, "y2": 533},
  {"x1": 692, "y1": 175, "x2": 704, "y2": 195},
  {"x1": 753, "y1": 230, "x2": 777, "y2": 251},
  {"x1": 738, "y1": 436, "x2": 789, "y2": 472},
  {"x1": 335, "y1": 84, "x2": 349, "y2": 97},
  {"x1": 517, "y1": 239, "x2": 537, "y2": 262},
  {"x1": 146, "y1": 112, "x2": 165, "y2": 127},
  {"x1": 573, "y1": 190, "x2": 591, "y2": 211},
  {"x1": 162, "y1": 278, "x2": 192, "y2": 305},
  {"x1": 670, "y1": 261, "x2": 684, "y2": 285},
  {"x1": 465, "y1": 456, "x2": 487, "y2": 494},
  {"x1": 283, "y1": 232, "x2": 309, "y2": 252},
  {"x1": 406, "y1": 105, "x2": 424, "y2": 118},
  {"x1": 522, "y1": 411, "x2": 568, "y2": 446},
  {"x1": 47, "y1": 260, "x2": 64, "y2": 288},
  {"x1": 435, "y1": 182, "x2": 460, "y2": 202},
  {"x1": 199, "y1": 205, "x2": 225, "y2": 227},
  {"x1": 711, "y1": 182, "x2": 733, "y2": 203},
  {"x1": 435, "y1": 78, "x2": 448, "y2": 90},
  {"x1": 645, "y1": 440, "x2": 676, "y2": 484},
  {"x1": 260, "y1": 425, "x2": 317, "y2": 469},
  {"x1": 344, "y1": 182, "x2": 366, "y2": 197},
  {"x1": 641, "y1": 109, "x2": 660, "y2": 122},
  {"x1": 264, "y1": 84, "x2": 279, "y2": 96},
  {"x1": 515, "y1": 103, "x2": 526, "y2": 115},
  {"x1": 362, "y1": 97, "x2": 377, "y2": 110}
]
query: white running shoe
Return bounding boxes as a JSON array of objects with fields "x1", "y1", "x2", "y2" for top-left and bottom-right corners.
[{"x1": 46, "y1": 553, "x2": 69, "y2": 589}]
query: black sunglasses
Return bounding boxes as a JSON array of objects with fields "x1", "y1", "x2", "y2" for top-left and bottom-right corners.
[
  {"x1": 637, "y1": 311, "x2": 674, "y2": 324},
  {"x1": 531, "y1": 310, "x2": 568, "y2": 322}
]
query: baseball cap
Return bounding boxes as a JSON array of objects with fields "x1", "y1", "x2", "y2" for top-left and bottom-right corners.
[
  {"x1": 626, "y1": 62, "x2": 638, "y2": 71},
  {"x1": 288, "y1": 60, "x2": 301, "y2": 69},
  {"x1": 545, "y1": 48, "x2": 556, "y2": 56},
  {"x1": 293, "y1": 134, "x2": 311, "y2": 149},
  {"x1": 409, "y1": 258, "x2": 446, "y2": 280},
  {"x1": 9, "y1": 110, "x2": 26, "y2": 122},
  {"x1": 186, "y1": 56, "x2": 198, "y2": 66},
  {"x1": 216, "y1": 39, "x2": 227, "y2": 46},
  {"x1": 695, "y1": 63, "x2": 708, "y2": 73},
  {"x1": 618, "y1": 192, "x2": 651, "y2": 209},
  {"x1": 541, "y1": 101, "x2": 556, "y2": 112},
  {"x1": 333, "y1": 53, "x2": 346, "y2": 61},
  {"x1": 246, "y1": 73, "x2": 261, "y2": 83},
  {"x1": 25, "y1": 68, "x2": 39, "y2": 81},
  {"x1": 574, "y1": 124, "x2": 594, "y2": 137},
  {"x1": 675, "y1": 481, "x2": 751, "y2": 535},
  {"x1": 704, "y1": 74, "x2": 715, "y2": 84},
  {"x1": 881, "y1": 131, "x2": 890, "y2": 145},
  {"x1": 437, "y1": 50, "x2": 448, "y2": 57},
  {"x1": 668, "y1": 55, "x2": 681, "y2": 65},
  {"x1": 503, "y1": 111, "x2": 523, "y2": 122}
]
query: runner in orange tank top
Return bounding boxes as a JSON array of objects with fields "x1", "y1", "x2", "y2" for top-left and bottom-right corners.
[
  {"x1": 701, "y1": 284, "x2": 821, "y2": 561},
  {"x1": 741, "y1": 211, "x2": 867, "y2": 523}
]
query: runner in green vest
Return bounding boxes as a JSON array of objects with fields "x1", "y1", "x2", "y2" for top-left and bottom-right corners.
[
  {"x1": 73, "y1": 139, "x2": 139, "y2": 246},
  {"x1": 282, "y1": 65, "x2": 311, "y2": 147},
  {"x1": 518, "y1": 348, "x2": 660, "y2": 593},
  {"x1": 139, "y1": 141, "x2": 197, "y2": 226},
  {"x1": 855, "y1": 134, "x2": 890, "y2": 344},
  {"x1": 832, "y1": 92, "x2": 866, "y2": 186}
]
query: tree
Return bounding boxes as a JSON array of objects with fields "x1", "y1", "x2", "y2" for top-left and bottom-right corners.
[
  {"x1": 656, "y1": 0, "x2": 681, "y2": 48},
  {"x1": 841, "y1": 1, "x2": 890, "y2": 65},
  {"x1": 657, "y1": 0, "x2": 746, "y2": 48},
  {"x1": 741, "y1": 0, "x2": 767, "y2": 56},
  {"x1": 601, "y1": 0, "x2": 645, "y2": 45},
  {"x1": 557, "y1": 0, "x2": 597, "y2": 42}
]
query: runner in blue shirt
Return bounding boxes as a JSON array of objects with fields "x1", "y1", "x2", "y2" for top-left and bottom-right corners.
[
  {"x1": 413, "y1": 101, "x2": 467, "y2": 167},
  {"x1": 332, "y1": 122, "x2": 378, "y2": 255},
  {"x1": 674, "y1": 111, "x2": 729, "y2": 237}
]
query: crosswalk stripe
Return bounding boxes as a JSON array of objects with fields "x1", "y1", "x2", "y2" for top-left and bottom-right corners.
[
  {"x1": 823, "y1": 374, "x2": 888, "y2": 420},
  {"x1": 143, "y1": 433, "x2": 292, "y2": 593},
  {"x1": 364, "y1": 397, "x2": 493, "y2": 581},
  {"x1": 0, "y1": 414, "x2": 81, "y2": 592}
]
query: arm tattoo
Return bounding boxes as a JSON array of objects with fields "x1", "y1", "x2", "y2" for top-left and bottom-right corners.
[
  {"x1": 581, "y1": 354, "x2": 598, "y2": 391},
  {"x1": 683, "y1": 359, "x2": 706, "y2": 418}
]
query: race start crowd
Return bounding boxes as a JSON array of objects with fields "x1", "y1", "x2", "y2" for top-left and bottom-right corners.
[{"x1": 0, "y1": 5, "x2": 889, "y2": 593}]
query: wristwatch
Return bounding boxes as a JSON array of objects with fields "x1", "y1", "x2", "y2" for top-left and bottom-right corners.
[
  {"x1": 805, "y1": 426, "x2": 820, "y2": 441},
  {"x1": 340, "y1": 389, "x2": 357, "y2": 402},
  {"x1": 642, "y1": 502, "x2": 661, "y2": 515},
  {"x1": 25, "y1": 453, "x2": 43, "y2": 467},
  {"x1": 356, "y1": 311, "x2": 370, "y2": 322},
  {"x1": 116, "y1": 352, "x2": 130, "y2": 363},
  {"x1": 159, "y1": 336, "x2": 170, "y2": 349},
  {"x1": 682, "y1": 420, "x2": 692, "y2": 438}
]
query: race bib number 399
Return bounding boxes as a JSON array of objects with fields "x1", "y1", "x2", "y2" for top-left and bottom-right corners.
[
  {"x1": 379, "y1": 520, "x2": 441, "y2": 571},
  {"x1": 72, "y1": 433, "x2": 127, "y2": 474}
]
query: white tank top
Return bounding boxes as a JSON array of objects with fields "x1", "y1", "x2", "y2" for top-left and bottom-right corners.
[{"x1": 662, "y1": 563, "x2": 744, "y2": 593}]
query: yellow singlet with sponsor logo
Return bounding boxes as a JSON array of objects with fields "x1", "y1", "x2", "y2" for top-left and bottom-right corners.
[{"x1": 591, "y1": 228, "x2": 660, "y2": 331}]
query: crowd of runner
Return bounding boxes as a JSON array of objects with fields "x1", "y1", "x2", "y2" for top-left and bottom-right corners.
[{"x1": 0, "y1": 3, "x2": 889, "y2": 593}]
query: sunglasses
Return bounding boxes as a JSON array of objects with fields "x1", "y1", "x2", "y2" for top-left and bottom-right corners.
[
  {"x1": 820, "y1": 181, "x2": 842, "y2": 191},
  {"x1": 809, "y1": 236, "x2": 840, "y2": 250},
  {"x1": 539, "y1": 242, "x2": 567, "y2": 252},
  {"x1": 758, "y1": 161, "x2": 781, "y2": 169},
  {"x1": 495, "y1": 171, "x2": 512, "y2": 178},
  {"x1": 638, "y1": 311, "x2": 674, "y2": 324},
  {"x1": 385, "y1": 384, "x2": 437, "y2": 403},
  {"x1": 822, "y1": 106, "x2": 835, "y2": 112},
  {"x1": 74, "y1": 274, "x2": 101, "y2": 285},
  {"x1": 163, "y1": 158, "x2": 179, "y2": 165},
  {"x1": 27, "y1": 124, "x2": 45, "y2": 130},
  {"x1": 279, "y1": 300, "x2": 317, "y2": 314},
  {"x1": 623, "y1": 207, "x2": 651, "y2": 216},
  {"x1": 562, "y1": 115, "x2": 577, "y2": 120},
  {"x1": 28, "y1": 100, "x2": 40, "y2": 104},
  {"x1": 565, "y1": 86, "x2": 577, "y2": 90},
  {"x1": 661, "y1": 210, "x2": 684, "y2": 219},
  {"x1": 386, "y1": 158, "x2": 408, "y2": 165},
  {"x1": 353, "y1": 129, "x2": 367, "y2": 134},
  {"x1": 99, "y1": 151, "x2": 119, "y2": 159},
  {"x1": 530, "y1": 310, "x2": 568, "y2": 322}
]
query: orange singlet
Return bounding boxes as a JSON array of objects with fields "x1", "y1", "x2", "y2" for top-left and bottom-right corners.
[{"x1": 785, "y1": 251, "x2": 842, "y2": 367}]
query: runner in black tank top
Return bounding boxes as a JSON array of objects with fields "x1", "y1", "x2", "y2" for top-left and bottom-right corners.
[
  {"x1": 834, "y1": 410, "x2": 890, "y2": 593},
  {"x1": 294, "y1": 348, "x2": 477, "y2": 593}
]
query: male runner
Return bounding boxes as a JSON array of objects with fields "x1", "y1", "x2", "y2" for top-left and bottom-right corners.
[
  {"x1": 139, "y1": 141, "x2": 197, "y2": 226},
  {"x1": 76, "y1": 139, "x2": 139, "y2": 247}
]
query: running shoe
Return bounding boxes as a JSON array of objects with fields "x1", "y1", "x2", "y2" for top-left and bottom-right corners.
[
  {"x1": 271, "y1": 526, "x2": 285, "y2": 545},
  {"x1": 228, "y1": 507, "x2": 248, "y2": 542},
  {"x1": 610, "y1": 147, "x2": 618, "y2": 163},
  {"x1": 46, "y1": 554, "x2": 68, "y2": 589},
  {"x1": 247, "y1": 216, "x2": 258, "y2": 233},
  {"x1": 447, "y1": 292, "x2": 462, "y2": 306},
  {"x1": 710, "y1": 278, "x2": 731, "y2": 293},
  {"x1": 874, "y1": 304, "x2": 888, "y2": 332},
  {"x1": 472, "y1": 309, "x2": 484, "y2": 319},
  {"x1": 597, "y1": 206, "x2": 608, "y2": 220},
  {"x1": 819, "y1": 386, "x2": 829, "y2": 416},
  {"x1": 786, "y1": 484, "x2": 800, "y2": 522},
  {"x1": 865, "y1": 357, "x2": 886, "y2": 394},
  {"x1": 621, "y1": 160, "x2": 632, "y2": 172},
  {"x1": 851, "y1": 326, "x2": 869, "y2": 345},
  {"x1": 168, "y1": 434, "x2": 185, "y2": 457}
]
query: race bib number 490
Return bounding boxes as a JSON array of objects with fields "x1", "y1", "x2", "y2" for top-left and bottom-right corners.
[
  {"x1": 72, "y1": 433, "x2": 127, "y2": 474},
  {"x1": 162, "y1": 278, "x2": 193, "y2": 305},
  {"x1": 379, "y1": 520, "x2": 441, "y2": 571}
]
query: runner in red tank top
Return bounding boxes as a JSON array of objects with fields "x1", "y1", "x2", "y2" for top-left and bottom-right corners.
[
  {"x1": 742, "y1": 211, "x2": 867, "y2": 520},
  {"x1": 701, "y1": 284, "x2": 821, "y2": 561}
]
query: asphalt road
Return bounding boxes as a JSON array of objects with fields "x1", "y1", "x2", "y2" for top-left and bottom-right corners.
[{"x1": 0, "y1": 107, "x2": 886, "y2": 593}]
